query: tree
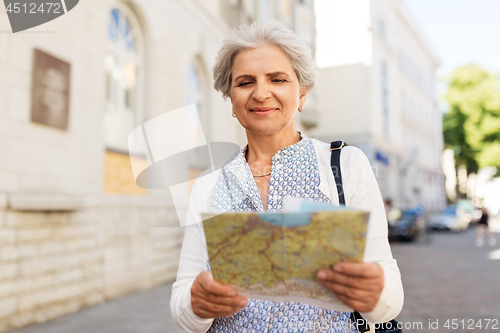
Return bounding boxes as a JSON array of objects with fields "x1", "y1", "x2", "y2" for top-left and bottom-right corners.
[{"x1": 442, "y1": 64, "x2": 500, "y2": 174}]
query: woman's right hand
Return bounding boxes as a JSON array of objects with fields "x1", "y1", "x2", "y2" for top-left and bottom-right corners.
[{"x1": 191, "y1": 271, "x2": 248, "y2": 318}]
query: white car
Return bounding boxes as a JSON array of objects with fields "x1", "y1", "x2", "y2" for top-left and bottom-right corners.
[{"x1": 428, "y1": 206, "x2": 470, "y2": 231}]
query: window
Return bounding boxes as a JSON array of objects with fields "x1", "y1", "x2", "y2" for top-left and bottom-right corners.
[
  {"x1": 187, "y1": 63, "x2": 201, "y2": 112},
  {"x1": 377, "y1": 19, "x2": 386, "y2": 41},
  {"x1": 186, "y1": 58, "x2": 210, "y2": 170},
  {"x1": 381, "y1": 62, "x2": 389, "y2": 138},
  {"x1": 104, "y1": 6, "x2": 144, "y2": 154},
  {"x1": 400, "y1": 91, "x2": 406, "y2": 118},
  {"x1": 103, "y1": 5, "x2": 146, "y2": 195}
]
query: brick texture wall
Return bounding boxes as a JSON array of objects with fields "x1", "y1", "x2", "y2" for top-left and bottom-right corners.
[{"x1": 0, "y1": 205, "x2": 183, "y2": 332}]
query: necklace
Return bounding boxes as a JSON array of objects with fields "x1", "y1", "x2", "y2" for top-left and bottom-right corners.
[{"x1": 253, "y1": 171, "x2": 272, "y2": 177}]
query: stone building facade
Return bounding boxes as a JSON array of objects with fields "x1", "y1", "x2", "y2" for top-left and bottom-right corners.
[{"x1": 0, "y1": 0, "x2": 316, "y2": 331}]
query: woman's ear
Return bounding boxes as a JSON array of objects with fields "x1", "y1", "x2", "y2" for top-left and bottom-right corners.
[{"x1": 299, "y1": 87, "x2": 308, "y2": 106}]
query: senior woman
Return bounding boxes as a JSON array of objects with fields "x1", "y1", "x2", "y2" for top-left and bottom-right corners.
[{"x1": 170, "y1": 19, "x2": 403, "y2": 333}]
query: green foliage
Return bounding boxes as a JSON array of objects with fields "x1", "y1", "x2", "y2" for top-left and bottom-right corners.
[{"x1": 442, "y1": 64, "x2": 500, "y2": 173}]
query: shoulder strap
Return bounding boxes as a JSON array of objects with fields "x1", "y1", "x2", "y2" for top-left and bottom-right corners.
[
  {"x1": 330, "y1": 142, "x2": 401, "y2": 333},
  {"x1": 330, "y1": 140, "x2": 347, "y2": 205},
  {"x1": 330, "y1": 141, "x2": 371, "y2": 333}
]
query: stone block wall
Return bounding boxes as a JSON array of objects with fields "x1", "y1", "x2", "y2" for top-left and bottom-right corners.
[{"x1": 0, "y1": 201, "x2": 183, "y2": 332}]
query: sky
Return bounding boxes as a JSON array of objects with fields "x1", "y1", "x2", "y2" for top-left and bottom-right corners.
[{"x1": 403, "y1": 0, "x2": 500, "y2": 76}]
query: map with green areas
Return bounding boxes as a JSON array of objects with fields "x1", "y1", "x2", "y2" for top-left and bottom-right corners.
[{"x1": 202, "y1": 211, "x2": 369, "y2": 311}]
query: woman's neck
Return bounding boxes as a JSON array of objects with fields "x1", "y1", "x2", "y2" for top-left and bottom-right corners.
[{"x1": 245, "y1": 129, "x2": 301, "y2": 165}]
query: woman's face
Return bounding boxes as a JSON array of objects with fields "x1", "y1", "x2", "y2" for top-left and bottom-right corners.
[{"x1": 230, "y1": 44, "x2": 307, "y2": 136}]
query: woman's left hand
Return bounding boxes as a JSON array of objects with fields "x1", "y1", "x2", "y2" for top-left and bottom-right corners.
[{"x1": 316, "y1": 262, "x2": 384, "y2": 313}]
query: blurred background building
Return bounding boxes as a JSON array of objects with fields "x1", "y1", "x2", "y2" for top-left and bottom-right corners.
[
  {"x1": 0, "y1": 0, "x2": 316, "y2": 331},
  {"x1": 313, "y1": 0, "x2": 446, "y2": 211}
]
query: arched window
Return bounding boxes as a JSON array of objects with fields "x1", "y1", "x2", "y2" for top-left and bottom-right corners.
[
  {"x1": 187, "y1": 63, "x2": 202, "y2": 112},
  {"x1": 104, "y1": 6, "x2": 144, "y2": 154},
  {"x1": 186, "y1": 58, "x2": 209, "y2": 170},
  {"x1": 103, "y1": 5, "x2": 146, "y2": 195},
  {"x1": 187, "y1": 58, "x2": 209, "y2": 126}
]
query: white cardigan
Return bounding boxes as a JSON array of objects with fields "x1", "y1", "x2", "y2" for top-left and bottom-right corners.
[{"x1": 170, "y1": 139, "x2": 404, "y2": 333}]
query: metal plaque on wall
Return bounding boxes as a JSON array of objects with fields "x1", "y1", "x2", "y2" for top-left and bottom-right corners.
[{"x1": 31, "y1": 49, "x2": 71, "y2": 129}]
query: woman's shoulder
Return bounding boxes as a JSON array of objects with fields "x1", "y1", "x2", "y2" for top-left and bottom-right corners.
[{"x1": 310, "y1": 138, "x2": 370, "y2": 166}]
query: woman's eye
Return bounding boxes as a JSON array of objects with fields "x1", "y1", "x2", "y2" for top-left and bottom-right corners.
[
  {"x1": 238, "y1": 82, "x2": 252, "y2": 87},
  {"x1": 273, "y1": 79, "x2": 286, "y2": 83}
]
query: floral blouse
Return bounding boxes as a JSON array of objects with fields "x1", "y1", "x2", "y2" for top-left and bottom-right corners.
[{"x1": 207, "y1": 133, "x2": 357, "y2": 333}]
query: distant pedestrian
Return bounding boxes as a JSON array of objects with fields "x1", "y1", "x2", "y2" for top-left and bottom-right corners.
[
  {"x1": 476, "y1": 206, "x2": 496, "y2": 247},
  {"x1": 384, "y1": 198, "x2": 401, "y2": 227}
]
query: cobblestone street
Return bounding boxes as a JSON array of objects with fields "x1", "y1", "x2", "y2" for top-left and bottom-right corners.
[
  {"x1": 392, "y1": 218, "x2": 500, "y2": 333},
  {"x1": 12, "y1": 220, "x2": 500, "y2": 333}
]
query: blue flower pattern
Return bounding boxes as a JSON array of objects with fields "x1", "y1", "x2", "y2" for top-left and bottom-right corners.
[{"x1": 207, "y1": 134, "x2": 357, "y2": 333}]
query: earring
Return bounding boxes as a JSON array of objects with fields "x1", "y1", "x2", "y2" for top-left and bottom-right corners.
[
  {"x1": 298, "y1": 106, "x2": 303, "y2": 112},
  {"x1": 232, "y1": 113, "x2": 237, "y2": 118}
]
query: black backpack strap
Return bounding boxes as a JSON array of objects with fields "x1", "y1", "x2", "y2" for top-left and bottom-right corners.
[
  {"x1": 349, "y1": 311, "x2": 371, "y2": 332},
  {"x1": 331, "y1": 141, "x2": 402, "y2": 333},
  {"x1": 331, "y1": 141, "x2": 369, "y2": 333},
  {"x1": 330, "y1": 140, "x2": 347, "y2": 205}
]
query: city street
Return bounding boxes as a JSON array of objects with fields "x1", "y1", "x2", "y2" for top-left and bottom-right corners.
[
  {"x1": 12, "y1": 220, "x2": 500, "y2": 333},
  {"x1": 391, "y1": 217, "x2": 500, "y2": 333}
]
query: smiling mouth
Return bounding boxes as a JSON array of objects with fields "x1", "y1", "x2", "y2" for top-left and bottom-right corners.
[{"x1": 250, "y1": 108, "x2": 278, "y2": 115}]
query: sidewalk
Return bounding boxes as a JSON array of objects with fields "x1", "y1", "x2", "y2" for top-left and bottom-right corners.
[
  {"x1": 13, "y1": 283, "x2": 185, "y2": 333},
  {"x1": 12, "y1": 219, "x2": 500, "y2": 333}
]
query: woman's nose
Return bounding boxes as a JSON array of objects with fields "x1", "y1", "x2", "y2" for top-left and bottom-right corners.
[{"x1": 252, "y1": 82, "x2": 271, "y2": 102}]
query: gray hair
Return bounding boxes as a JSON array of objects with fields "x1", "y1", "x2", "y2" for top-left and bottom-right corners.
[{"x1": 213, "y1": 19, "x2": 317, "y2": 99}]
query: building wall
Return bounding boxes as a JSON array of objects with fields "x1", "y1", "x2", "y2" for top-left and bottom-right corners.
[
  {"x1": 0, "y1": 200, "x2": 179, "y2": 332},
  {"x1": 314, "y1": 0, "x2": 446, "y2": 211},
  {"x1": 315, "y1": 63, "x2": 370, "y2": 139},
  {"x1": 0, "y1": 0, "x2": 239, "y2": 331}
]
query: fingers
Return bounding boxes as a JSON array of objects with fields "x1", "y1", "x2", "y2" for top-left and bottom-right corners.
[
  {"x1": 193, "y1": 271, "x2": 237, "y2": 297},
  {"x1": 192, "y1": 284, "x2": 247, "y2": 309},
  {"x1": 316, "y1": 262, "x2": 384, "y2": 313},
  {"x1": 192, "y1": 293, "x2": 248, "y2": 318},
  {"x1": 317, "y1": 271, "x2": 377, "y2": 303},
  {"x1": 318, "y1": 278, "x2": 380, "y2": 312},
  {"x1": 332, "y1": 262, "x2": 382, "y2": 278},
  {"x1": 316, "y1": 268, "x2": 383, "y2": 290},
  {"x1": 191, "y1": 271, "x2": 248, "y2": 319},
  {"x1": 200, "y1": 278, "x2": 238, "y2": 297},
  {"x1": 335, "y1": 294, "x2": 377, "y2": 313}
]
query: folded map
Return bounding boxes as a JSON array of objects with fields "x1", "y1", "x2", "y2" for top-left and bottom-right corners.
[{"x1": 202, "y1": 204, "x2": 369, "y2": 311}]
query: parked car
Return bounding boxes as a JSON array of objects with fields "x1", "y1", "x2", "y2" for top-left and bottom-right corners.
[
  {"x1": 427, "y1": 205, "x2": 470, "y2": 231},
  {"x1": 389, "y1": 209, "x2": 422, "y2": 241}
]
